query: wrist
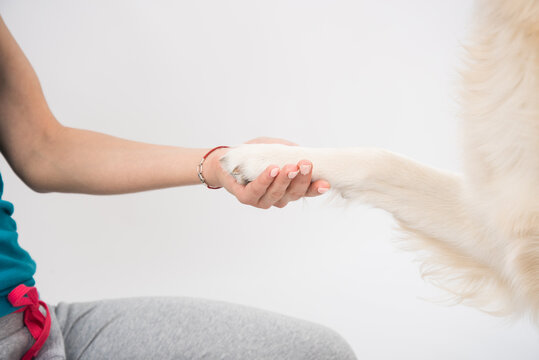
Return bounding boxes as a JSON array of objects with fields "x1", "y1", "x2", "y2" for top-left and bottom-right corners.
[{"x1": 198, "y1": 147, "x2": 229, "y2": 188}]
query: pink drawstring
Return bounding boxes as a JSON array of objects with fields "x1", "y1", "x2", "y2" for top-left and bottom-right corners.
[{"x1": 7, "y1": 284, "x2": 51, "y2": 360}]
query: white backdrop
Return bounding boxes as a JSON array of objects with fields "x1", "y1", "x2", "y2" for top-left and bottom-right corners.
[{"x1": 1, "y1": 0, "x2": 538, "y2": 358}]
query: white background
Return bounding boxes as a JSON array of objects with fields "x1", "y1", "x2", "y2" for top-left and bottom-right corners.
[{"x1": 1, "y1": 0, "x2": 538, "y2": 358}]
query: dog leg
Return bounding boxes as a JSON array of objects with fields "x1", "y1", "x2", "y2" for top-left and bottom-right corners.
[
  {"x1": 221, "y1": 144, "x2": 510, "y2": 311},
  {"x1": 221, "y1": 144, "x2": 471, "y2": 246}
]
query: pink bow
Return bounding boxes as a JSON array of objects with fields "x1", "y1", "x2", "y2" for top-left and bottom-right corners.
[{"x1": 8, "y1": 284, "x2": 51, "y2": 360}]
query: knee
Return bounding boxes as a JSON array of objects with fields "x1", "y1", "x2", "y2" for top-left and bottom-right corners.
[{"x1": 283, "y1": 321, "x2": 357, "y2": 360}]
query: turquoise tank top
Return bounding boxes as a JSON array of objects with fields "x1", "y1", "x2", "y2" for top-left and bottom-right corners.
[{"x1": 0, "y1": 170, "x2": 36, "y2": 317}]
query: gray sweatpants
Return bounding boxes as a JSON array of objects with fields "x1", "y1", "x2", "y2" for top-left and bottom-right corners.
[{"x1": 0, "y1": 297, "x2": 357, "y2": 360}]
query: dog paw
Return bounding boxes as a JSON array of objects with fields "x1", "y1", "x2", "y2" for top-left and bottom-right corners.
[{"x1": 220, "y1": 144, "x2": 306, "y2": 184}]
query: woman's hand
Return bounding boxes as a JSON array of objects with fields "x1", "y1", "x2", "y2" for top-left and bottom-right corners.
[{"x1": 204, "y1": 137, "x2": 330, "y2": 209}]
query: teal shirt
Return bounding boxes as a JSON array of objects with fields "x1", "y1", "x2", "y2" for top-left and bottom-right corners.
[{"x1": 0, "y1": 171, "x2": 36, "y2": 317}]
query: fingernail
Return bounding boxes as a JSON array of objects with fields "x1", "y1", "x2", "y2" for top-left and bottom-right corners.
[
  {"x1": 270, "y1": 168, "x2": 280, "y2": 177},
  {"x1": 317, "y1": 187, "x2": 329, "y2": 194},
  {"x1": 288, "y1": 170, "x2": 299, "y2": 179},
  {"x1": 300, "y1": 164, "x2": 311, "y2": 175}
]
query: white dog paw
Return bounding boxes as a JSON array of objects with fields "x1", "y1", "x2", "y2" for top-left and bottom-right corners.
[{"x1": 220, "y1": 144, "x2": 306, "y2": 184}]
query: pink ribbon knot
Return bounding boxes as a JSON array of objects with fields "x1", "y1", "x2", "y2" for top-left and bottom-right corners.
[{"x1": 7, "y1": 284, "x2": 51, "y2": 360}]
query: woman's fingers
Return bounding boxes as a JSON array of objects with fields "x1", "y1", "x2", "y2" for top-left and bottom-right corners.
[
  {"x1": 305, "y1": 179, "x2": 330, "y2": 197},
  {"x1": 244, "y1": 165, "x2": 281, "y2": 204},
  {"x1": 285, "y1": 160, "x2": 313, "y2": 201},
  {"x1": 224, "y1": 165, "x2": 279, "y2": 206},
  {"x1": 272, "y1": 160, "x2": 313, "y2": 207},
  {"x1": 222, "y1": 160, "x2": 330, "y2": 209},
  {"x1": 256, "y1": 164, "x2": 298, "y2": 209}
]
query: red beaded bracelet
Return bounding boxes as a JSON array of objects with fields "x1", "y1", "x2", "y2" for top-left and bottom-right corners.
[{"x1": 197, "y1": 146, "x2": 230, "y2": 189}]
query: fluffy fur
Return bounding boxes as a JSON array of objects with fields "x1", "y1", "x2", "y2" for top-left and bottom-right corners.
[{"x1": 220, "y1": 0, "x2": 539, "y2": 321}]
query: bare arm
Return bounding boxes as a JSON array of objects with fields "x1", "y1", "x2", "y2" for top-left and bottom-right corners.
[
  {"x1": 0, "y1": 16, "x2": 214, "y2": 194},
  {"x1": 0, "y1": 16, "x2": 328, "y2": 205}
]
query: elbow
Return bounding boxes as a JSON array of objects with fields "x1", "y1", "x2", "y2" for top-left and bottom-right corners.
[
  {"x1": 9, "y1": 121, "x2": 65, "y2": 194},
  {"x1": 26, "y1": 180, "x2": 53, "y2": 194},
  {"x1": 14, "y1": 159, "x2": 55, "y2": 194}
]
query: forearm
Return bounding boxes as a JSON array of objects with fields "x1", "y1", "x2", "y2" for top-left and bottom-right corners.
[
  {"x1": 0, "y1": 16, "x2": 215, "y2": 195},
  {"x1": 28, "y1": 125, "x2": 220, "y2": 194}
]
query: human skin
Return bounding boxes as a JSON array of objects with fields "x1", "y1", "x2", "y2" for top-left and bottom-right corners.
[{"x1": 0, "y1": 16, "x2": 329, "y2": 209}]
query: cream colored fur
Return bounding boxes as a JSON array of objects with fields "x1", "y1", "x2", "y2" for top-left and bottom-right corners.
[{"x1": 220, "y1": 0, "x2": 539, "y2": 321}]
